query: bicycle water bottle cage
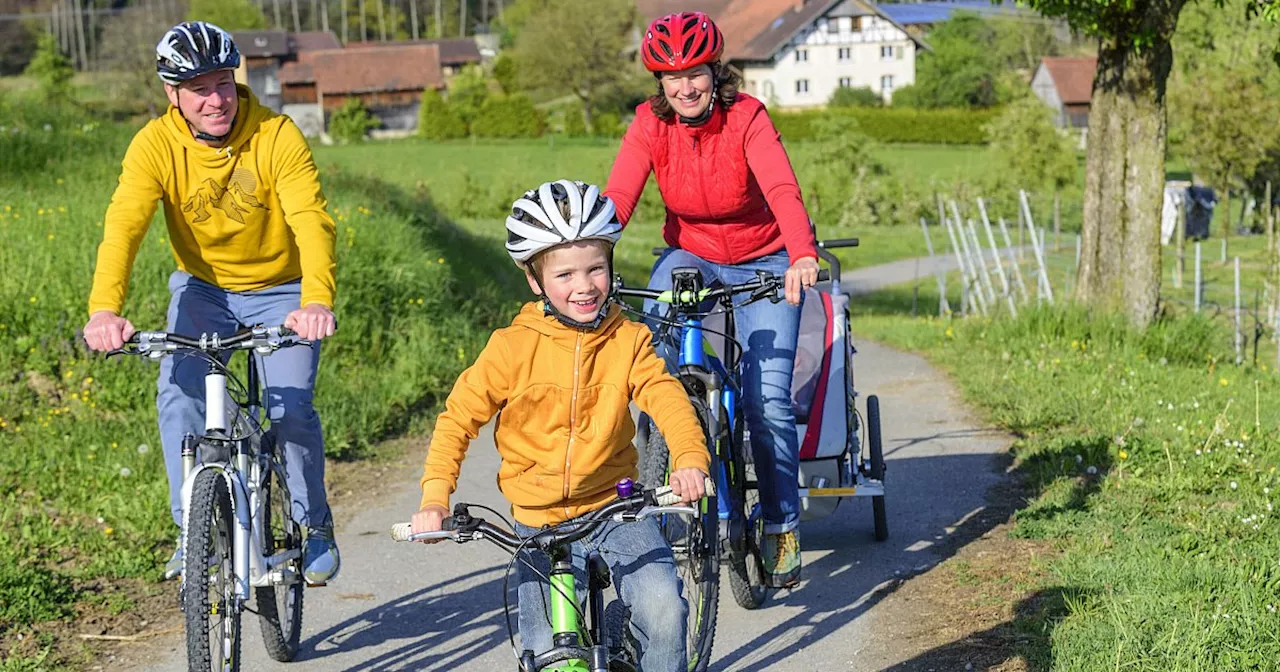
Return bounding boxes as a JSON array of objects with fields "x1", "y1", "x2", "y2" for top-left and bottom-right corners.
[{"x1": 671, "y1": 267, "x2": 705, "y2": 311}]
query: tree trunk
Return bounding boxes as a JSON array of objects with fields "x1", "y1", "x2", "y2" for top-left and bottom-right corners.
[
  {"x1": 341, "y1": 0, "x2": 348, "y2": 42},
  {"x1": 410, "y1": 0, "x2": 419, "y2": 39},
  {"x1": 1075, "y1": 25, "x2": 1180, "y2": 328},
  {"x1": 582, "y1": 98, "x2": 594, "y2": 135},
  {"x1": 459, "y1": 0, "x2": 466, "y2": 37},
  {"x1": 434, "y1": 0, "x2": 442, "y2": 37},
  {"x1": 292, "y1": 0, "x2": 302, "y2": 34},
  {"x1": 359, "y1": 0, "x2": 367, "y2": 40},
  {"x1": 377, "y1": 0, "x2": 386, "y2": 40}
]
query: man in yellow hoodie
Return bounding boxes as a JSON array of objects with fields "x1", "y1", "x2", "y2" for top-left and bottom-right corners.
[
  {"x1": 410, "y1": 180, "x2": 709, "y2": 671},
  {"x1": 82, "y1": 22, "x2": 340, "y2": 585}
]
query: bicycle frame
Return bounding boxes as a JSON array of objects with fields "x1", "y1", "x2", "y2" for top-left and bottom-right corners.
[{"x1": 178, "y1": 350, "x2": 300, "y2": 604}]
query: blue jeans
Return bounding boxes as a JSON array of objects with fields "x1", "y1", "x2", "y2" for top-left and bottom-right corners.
[
  {"x1": 644, "y1": 248, "x2": 801, "y2": 534},
  {"x1": 515, "y1": 517, "x2": 686, "y2": 672},
  {"x1": 158, "y1": 271, "x2": 331, "y2": 529}
]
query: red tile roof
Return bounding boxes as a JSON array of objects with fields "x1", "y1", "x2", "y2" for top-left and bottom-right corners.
[
  {"x1": 344, "y1": 38, "x2": 482, "y2": 65},
  {"x1": 1041, "y1": 56, "x2": 1097, "y2": 105},
  {"x1": 280, "y1": 45, "x2": 444, "y2": 95}
]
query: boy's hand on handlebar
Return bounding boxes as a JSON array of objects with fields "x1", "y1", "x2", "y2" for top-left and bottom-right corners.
[
  {"x1": 284, "y1": 304, "x2": 336, "y2": 341},
  {"x1": 411, "y1": 505, "x2": 450, "y2": 544},
  {"x1": 84, "y1": 311, "x2": 136, "y2": 352},
  {"x1": 668, "y1": 468, "x2": 708, "y2": 504},
  {"x1": 784, "y1": 257, "x2": 821, "y2": 305}
]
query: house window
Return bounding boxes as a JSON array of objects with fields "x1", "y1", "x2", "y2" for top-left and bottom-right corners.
[
  {"x1": 896, "y1": 45, "x2": 905, "y2": 60},
  {"x1": 881, "y1": 45, "x2": 894, "y2": 60},
  {"x1": 851, "y1": 16, "x2": 862, "y2": 32},
  {"x1": 796, "y1": 48, "x2": 809, "y2": 63},
  {"x1": 839, "y1": 76, "x2": 852, "y2": 88},
  {"x1": 826, "y1": 17, "x2": 840, "y2": 33},
  {"x1": 881, "y1": 75, "x2": 894, "y2": 91},
  {"x1": 838, "y1": 47, "x2": 851, "y2": 61},
  {"x1": 796, "y1": 79, "x2": 809, "y2": 94},
  {"x1": 763, "y1": 80, "x2": 776, "y2": 99}
]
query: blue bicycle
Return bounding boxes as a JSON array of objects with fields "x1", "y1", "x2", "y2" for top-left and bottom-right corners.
[{"x1": 617, "y1": 236, "x2": 883, "y2": 617}]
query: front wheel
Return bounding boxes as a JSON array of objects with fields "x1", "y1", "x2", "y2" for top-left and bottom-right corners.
[
  {"x1": 638, "y1": 410, "x2": 721, "y2": 672},
  {"x1": 183, "y1": 468, "x2": 241, "y2": 672},
  {"x1": 255, "y1": 453, "x2": 304, "y2": 661}
]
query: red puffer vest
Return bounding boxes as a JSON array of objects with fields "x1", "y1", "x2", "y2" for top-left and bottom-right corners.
[{"x1": 605, "y1": 93, "x2": 817, "y2": 265}]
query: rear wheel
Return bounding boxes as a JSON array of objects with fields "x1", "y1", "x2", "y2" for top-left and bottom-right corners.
[
  {"x1": 638, "y1": 409, "x2": 721, "y2": 672},
  {"x1": 183, "y1": 468, "x2": 241, "y2": 672},
  {"x1": 867, "y1": 395, "x2": 888, "y2": 542},
  {"x1": 255, "y1": 452, "x2": 304, "y2": 661}
]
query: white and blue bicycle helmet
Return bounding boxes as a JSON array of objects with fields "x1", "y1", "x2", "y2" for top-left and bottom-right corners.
[{"x1": 155, "y1": 21, "x2": 240, "y2": 86}]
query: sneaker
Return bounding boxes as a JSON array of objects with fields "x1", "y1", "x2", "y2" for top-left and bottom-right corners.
[
  {"x1": 303, "y1": 524, "x2": 341, "y2": 585},
  {"x1": 163, "y1": 536, "x2": 183, "y2": 581},
  {"x1": 762, "y1": 530, "x2": 801, "y2": 588}
]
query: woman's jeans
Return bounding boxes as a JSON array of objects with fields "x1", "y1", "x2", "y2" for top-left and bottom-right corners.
[{"x1": 644, "y1": 248, "x2": 801, "y2": 534}]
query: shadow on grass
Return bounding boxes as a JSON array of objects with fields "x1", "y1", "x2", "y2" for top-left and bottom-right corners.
[{"x1": 880, "y1": 585, "x2": 1086, "y2": 671}]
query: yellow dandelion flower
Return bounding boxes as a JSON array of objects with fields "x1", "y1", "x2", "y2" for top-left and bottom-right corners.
[
  {"x1": 57, "y1": 206, "x2": 66, "y2": 213},
  {"x1": 29, "y1": 296, "x2": 36, "y2": 303},
  {"x1": 111, "y1": 442, "x2": 118, "y2": 448},
  {"x1": 37, "y1": 208, "x2": 44, "y2": 216},
  {"x1": 3, "y1": 205, "x2": 9, "y2": 211},
  {"x1": 56, "y1": 178, "x2": 64, "y2": 185},
  {"x1": 104, "y1": 527, "x2": 113, "y2": 535},
  {"x1": 944, "y1": 327, "x2": 954, "y2": 338},
  {"x1": 416, "y1": 298, "x2": 424, "y2": 305},
  {"x1": 437, "y1": 257, "x2": 445, "y2": 264},
  {"x1": 1118, "y1": 450, "x2": 1128, "y2": 460},
  {"x1": 1219, "y1": 378, "x2": 1230, "y2": 387}
]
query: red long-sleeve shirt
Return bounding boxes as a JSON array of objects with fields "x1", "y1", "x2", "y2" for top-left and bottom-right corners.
[{"x1": 604, "y1": 93, "x2": 818, "y2": 265}]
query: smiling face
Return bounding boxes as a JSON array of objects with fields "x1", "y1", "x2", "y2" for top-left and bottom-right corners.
[
  {"x1": 527, "y1": 240, "x2": 612, "y2": 324},
  {"x1": 659, "y1": 64, "x2": 714, "y2": 118},
  {"x1": 165, "y1": 70, "x2": 238, "y2": 145}
]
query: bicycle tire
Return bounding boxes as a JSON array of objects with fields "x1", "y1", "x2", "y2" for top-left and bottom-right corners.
[
  {"x1": 602, "y1": 600, "x2": 638, "y2": 672},
  {"x1": 255, "y1": 447, "x2": 304, "y2": 662},
  {"x1": 183, "y1": 468, "x2": 241, "y2": 672},
  {"x1": 867, "y1": 395, "x2": 889, "y2": 542},
  {"x1": 639, "y1": 408, "x2": 721, "y2": 672},
  {"x1": 725, "y1": 402, "x2": 767, "y2": 610}
]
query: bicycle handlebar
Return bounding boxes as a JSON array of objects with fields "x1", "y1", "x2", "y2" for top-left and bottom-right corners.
[
  {"x1": 614, "y1": 270, "x2": 829, "y2": 306},
  {"x1": 107, "y1": 325, "x2": 305, "y2": 359},
  {"x1": 390, "y1": 477, "x2": 714, "y2": 549}
]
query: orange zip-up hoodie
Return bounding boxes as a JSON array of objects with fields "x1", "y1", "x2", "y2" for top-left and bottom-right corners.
[{"x1": 419, "y1": 302, "x2": 710, "y2": 527}]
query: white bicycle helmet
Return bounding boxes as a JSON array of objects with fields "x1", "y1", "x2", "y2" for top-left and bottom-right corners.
[{"x1": 505, "y1": 180, "x2": 623, "y2": 266}]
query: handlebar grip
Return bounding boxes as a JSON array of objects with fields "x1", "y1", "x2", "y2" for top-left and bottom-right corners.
[
  {"x1": 818, "y1": 238, "x2": 860, "y2": 249},
  {"x1": 653, "y1": 477, "x2": 716, "y2": 506},
  {"x1": 817, "y1": 270, "x2": 830, "y2": 282},
  {"x1": 390, "y1": 523, "x2": 413, "y2": 541},
  {"x1": 651, "y1": 247, "x2": 666, "y2": 257},
  {"x1": 278, "y1": 326, "x2": 297, "y2": 337}
]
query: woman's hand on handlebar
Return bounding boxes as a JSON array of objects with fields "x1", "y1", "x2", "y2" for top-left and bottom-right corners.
[
  {"x1": 784, "y1": 256, "x2": 821, "y2": 305},
  {"x1": 411, "y1": 505, "x2": 450, "y2": 544},
  {"x1": 668, "y1": 467, "x2": 708, "y2": 504},
  {"x1": 84, "y1": 311, "x2": 136, "y2": 352},
  {"x1": 284, "y1": 304, "x2": 336, "y2": 340}
]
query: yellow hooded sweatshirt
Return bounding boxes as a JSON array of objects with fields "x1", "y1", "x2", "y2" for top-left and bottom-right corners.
[
  {"x1": 88, "y1": 85, "x2": 336, "y2": 315},
  {"x1": 420, "y1": 302, "x2": 711, "y2": 527}
]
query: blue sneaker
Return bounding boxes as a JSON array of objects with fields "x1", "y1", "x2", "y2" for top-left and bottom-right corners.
[{"x1": 303, "y1": 524, "x2": 340, "y2": 585}]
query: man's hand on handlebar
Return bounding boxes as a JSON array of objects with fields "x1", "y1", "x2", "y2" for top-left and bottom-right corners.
[
  {"x1": 668, "y1": 467, "x2": 708, "y2": 504},
  {"x1": 784, "y1": 257, "x2": 821, "y2": 306},
  {"x1": 83, "y1": 311, "x2": 136, "y2": 352},
  {"x1": 410, "y1": 504, "x2": 450, "y2": 544},
  {"x1": 284, "y1": 303, "x2": 336, "y2": 341}
]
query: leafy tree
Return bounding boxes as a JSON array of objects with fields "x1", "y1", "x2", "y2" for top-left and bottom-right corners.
[
  {"x1": 512, "y1": 0, "x2": 635, "y2": 133},
  {"x1": 492, "y1": 52, "x2": 520, "y2": 94},
  {"x1": 186, "y1": 0, "x2": 267, "y2": 31},
  {"x1": 1009, "y1": 0, "x2": 1279, "y2": 327},
  {"x1": 24, "y1": 32, "x2": 74, "y2": 104},
  {"x1": 1170, "y1": 0, "x2": 1280, "y2": 243},
  {"x1": 985, "y1": 96, "x2": 1080, "y2": 242},
  {"x1": 418, "y1": 88, "x2": 468, "y2": 139},
  {"x1": 447, "y1": 64, "x2": 492, "y2": 129},
  {"x1": 328, "y1": 98, "x2": 379, "y2": 143},
  {"x1": 471, "y1": 93, "x2": 543, "y2": 138},
  {"x1": 96, "y1": 8, "x2": 177, "y2": 116},
  {"x1": 344, "y1": 1, "x2": 409, "y2": 42},
  {"x1": 828, "y1": 86, "x2": 882, "y2": 108}
]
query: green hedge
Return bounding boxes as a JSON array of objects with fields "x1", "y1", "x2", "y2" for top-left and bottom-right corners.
[
  {"x1": 472, "y1": 94, "x2": 545, "y2": 139},
  {"x1": 771, "y1": 106, "x2": 999, "y2": 145}
]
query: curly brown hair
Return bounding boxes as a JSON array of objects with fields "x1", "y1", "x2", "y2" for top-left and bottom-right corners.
[{"x1": 647, "y1": 62, "x2": 742, "y2": 122}]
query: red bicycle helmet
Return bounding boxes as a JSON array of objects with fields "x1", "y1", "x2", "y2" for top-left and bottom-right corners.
[{"x1": 641, "y1": 12, "x2": 724, "y2": 72}]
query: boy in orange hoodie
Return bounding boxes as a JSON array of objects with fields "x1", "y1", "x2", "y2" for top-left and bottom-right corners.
[{"x1": 410, "y1": 180, "x2": 710, "y2": 671}]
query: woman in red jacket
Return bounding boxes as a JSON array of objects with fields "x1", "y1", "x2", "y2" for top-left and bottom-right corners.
[{"x1": 604, "y1": 11, "x2": 819, "y2": 589}]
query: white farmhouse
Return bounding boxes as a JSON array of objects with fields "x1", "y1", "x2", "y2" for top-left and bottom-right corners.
[{"x1": 636, "y1": 0, "x2": 927, "y2": 109}]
